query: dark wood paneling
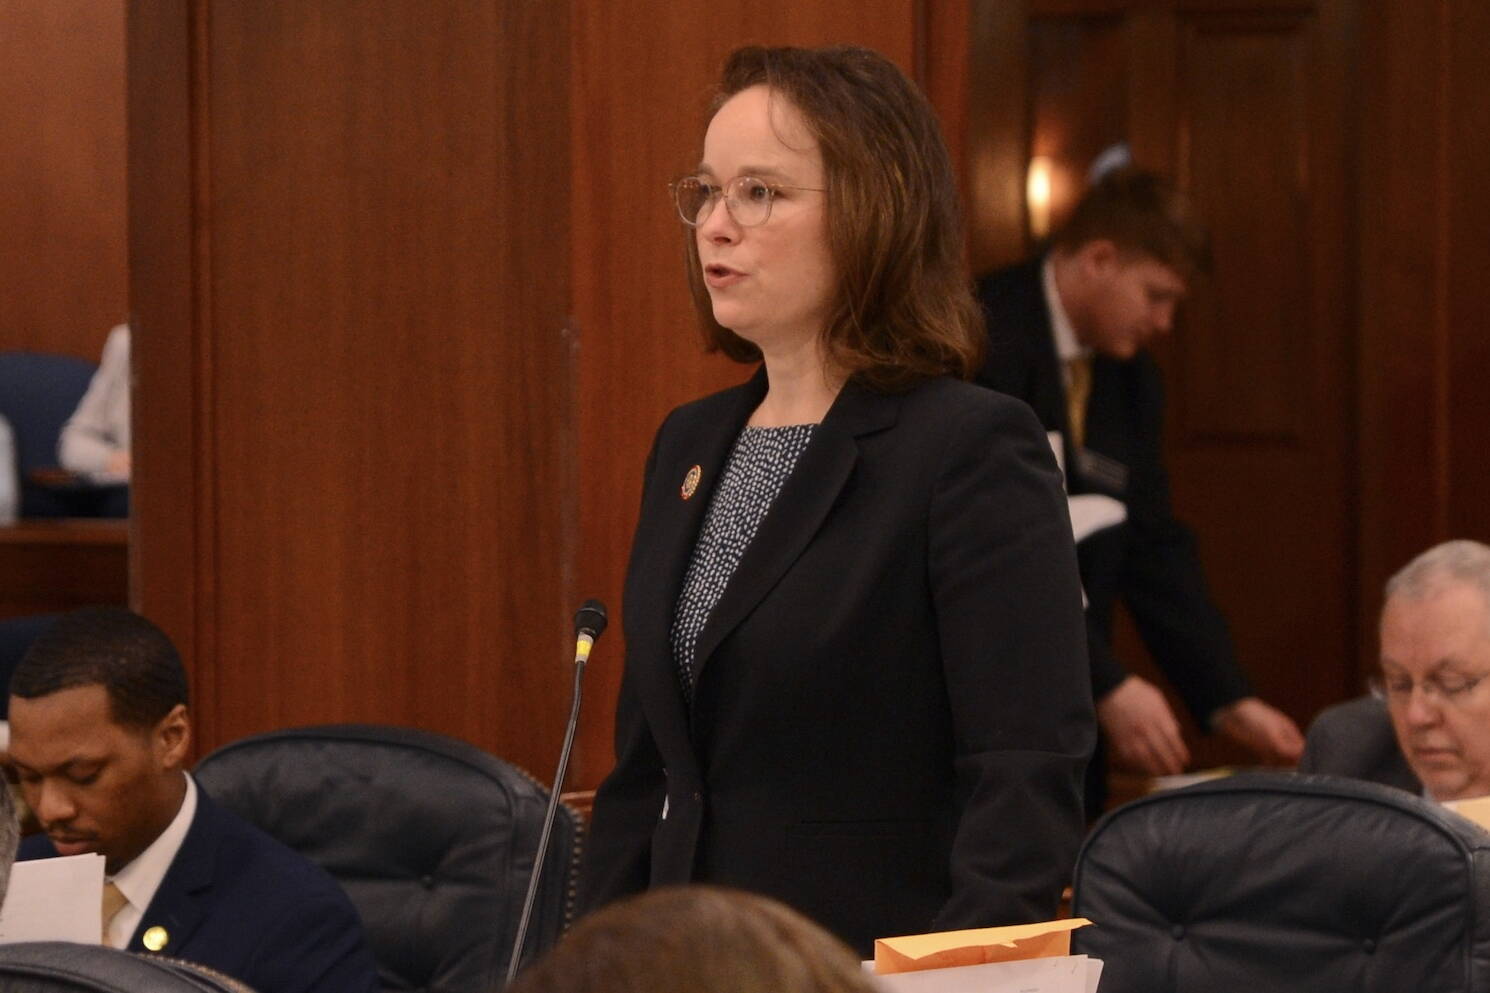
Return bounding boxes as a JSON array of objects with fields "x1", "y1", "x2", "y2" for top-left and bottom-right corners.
[
  {"x1": 1029, "y1": 17, "x2": 1126, "y2": 237},
  {"x1": 967, "y1": 0, "x2": 1030, "y2": 273},
  {"x1": 0, "y1": 1, "x2": 127, "y2": 358},
  {"x1": 1355, "y1": 0, "x2": 1448, "y2": 661},
  {"x1": 131, "y1": 1, "x2": 573, "y2": 777},
  {"x1": 0, "y1": 520, "x2": 127, "y2": 619},
  {"x1": 1177, "y1": 13, "x2": 1310, "y2": 442},
  {"x1": 1445, "y1": 1, "x2": 1490, "y2": 541}
]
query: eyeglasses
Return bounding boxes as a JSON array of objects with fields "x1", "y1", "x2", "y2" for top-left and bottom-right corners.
[
  {"x1": 1370, "y1": 670, "x2": 1490, "y2": 706},
  {"x1": 669, "y1": 175, "x2": 825, "y2": 228}
]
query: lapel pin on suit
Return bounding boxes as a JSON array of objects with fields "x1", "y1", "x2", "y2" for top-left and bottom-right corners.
[
  {"x1": 142, "y1": 926, "x2": 170, "y2": 952},
  {"x1": 681, "y1": 465, "x2": 702, "y2": 500}
]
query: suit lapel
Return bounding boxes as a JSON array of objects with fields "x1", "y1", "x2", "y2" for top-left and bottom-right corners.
[
  {"x1": 625, "y1": 369, "x2": 766, "y2": 765},
  {"x1": 689, "y1": 380, "x2": 898, "y2": 692},
  {"x1": 128, "y1": 789, "x2": 219, "y2": 957}
]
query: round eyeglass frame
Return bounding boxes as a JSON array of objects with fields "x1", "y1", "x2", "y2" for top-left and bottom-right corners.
[{"x1": 669, "y1": 175, "x2": 826, "y2": 228}]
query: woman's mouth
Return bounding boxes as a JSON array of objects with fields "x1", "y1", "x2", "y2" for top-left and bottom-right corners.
[{"x1": 704, "y1": 263, "x2": 745, "y2": 289}]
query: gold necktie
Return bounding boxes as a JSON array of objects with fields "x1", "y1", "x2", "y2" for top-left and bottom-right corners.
[
  {"x1": 101, "y1": 880, "x2": 128, "y2": 945},
  {"x1": 1065, "y1": 356, "x2": 1093, "y2": 450}
]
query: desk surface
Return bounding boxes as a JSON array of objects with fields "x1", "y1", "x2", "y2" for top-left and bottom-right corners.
[
  {"x1": 0, "y1": 518, "x2": 129, "y2": 545},
  {"x1": 0, "y1": 518, "x2": 129, "y2": 619}
]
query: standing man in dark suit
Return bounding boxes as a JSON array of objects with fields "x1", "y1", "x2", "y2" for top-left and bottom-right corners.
[
  {"x1": 8, "y1": 606, "x2": 379, "y2": 993},
  {"x1": 976, "y1": 168, "x2": 1303, "y2": 807}
]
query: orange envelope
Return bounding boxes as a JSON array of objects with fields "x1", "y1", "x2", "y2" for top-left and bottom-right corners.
[
  {"x1": 1446, "y1": 794, "x2": 1490, "y2": 832},
  {"x1": 873, "y1": 918, "x2": 1092, "y2": 974}
]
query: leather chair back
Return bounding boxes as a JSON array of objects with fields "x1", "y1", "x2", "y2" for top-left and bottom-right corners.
[
  {"x1": 193, "y1": 724, "x2": 582, "y2": 993},
  {"x1": 0, "y1": 942, "x2": 253, "y2": 991},
  {"x1": 1072, "y1": 772, "x2": 1490, "y2": 992}
]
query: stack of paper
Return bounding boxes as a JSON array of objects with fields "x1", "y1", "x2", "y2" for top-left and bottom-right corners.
[
  {"x1": 868, "y1": 919, "x2": 1102, "y2": 992},
  {"x1": 0, "y1": 853, "x2": 105, "y2": 944}
]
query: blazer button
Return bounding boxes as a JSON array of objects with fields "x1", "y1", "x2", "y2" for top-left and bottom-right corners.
[{"x1": 691, "y1": 791, "x2": 702, "y2": 801}]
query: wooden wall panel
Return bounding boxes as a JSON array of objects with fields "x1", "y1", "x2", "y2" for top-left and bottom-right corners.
[
  {"x1": 1178, "y1": 13, "x2": 1309, "y2": 442},
  {"x1": 130, "y1": 1, "x2": 574, "y2": 777},
  {"x1": 570, "y1": 3, "x2": 939, "y2": 788},
  {"x1": 1445, "y1": 1, "x2": 1490, "y2": 541},
  {"x1": 1358, "y1": 0, "x2": 1490, "y2": 654},
  {"x1": 0, "y1": 0, "x2": 127, "y2": 357}
]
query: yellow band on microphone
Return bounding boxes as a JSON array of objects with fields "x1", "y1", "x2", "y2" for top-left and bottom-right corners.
[{"x1": 575, "y1": 632, "x2": 595, "y2": 664}]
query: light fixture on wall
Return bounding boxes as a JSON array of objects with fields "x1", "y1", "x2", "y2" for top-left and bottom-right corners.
[{"x1": 1026, "y1": 156, "x2": 1054, "y2": 240}]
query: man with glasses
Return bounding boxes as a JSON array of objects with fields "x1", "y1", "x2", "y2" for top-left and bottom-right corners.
[{"x1": 1302, "y1": 540, "x2": 1490, "y2": 802}]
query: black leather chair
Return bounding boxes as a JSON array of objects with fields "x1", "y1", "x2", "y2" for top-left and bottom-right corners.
[
  {"x1": 0, "y1": 942, "x2": 253, "y2": 991},
  {"x1": 193, "y1": 724, "x2": 583, "y2": 993},
  {"x1": 1071, "y1": 772, "x2": 1490, "y2": 992}
]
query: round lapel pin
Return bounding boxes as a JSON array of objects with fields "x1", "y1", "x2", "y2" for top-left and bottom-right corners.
[
  {"x1": 681, "y1": 465, "x2": 702, "y2": 500},
  {"x1": 142, "y1": 926, "x2": 170, "y2": 952}
]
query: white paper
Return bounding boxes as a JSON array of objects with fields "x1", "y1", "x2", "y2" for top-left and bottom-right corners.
[
  {"x1": 866, "y1": 955, "x2": 1103, "y2": 993},
  {"x1": 1067, "y1": 495, "x2": 1126, "y2": 545},
  {"x1": 0, "y1": 853, "x2": 105, "y2": 944}
]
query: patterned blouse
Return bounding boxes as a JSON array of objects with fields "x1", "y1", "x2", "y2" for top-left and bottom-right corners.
[{"x1": 670, "y1": 423, "x2": 816, "y2": 697}]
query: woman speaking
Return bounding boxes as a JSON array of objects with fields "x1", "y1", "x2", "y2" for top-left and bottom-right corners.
[{"x1": 580, "y1": 45, "x2": 1094, "y2": 954}]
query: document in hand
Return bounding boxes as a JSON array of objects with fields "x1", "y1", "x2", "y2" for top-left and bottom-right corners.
[
  {"x1": 0, "y1": 853, "x2": 106, "y2": 944},
  {"x1": 869, "y1": 919, "x2": 1102, "y2": 993}
]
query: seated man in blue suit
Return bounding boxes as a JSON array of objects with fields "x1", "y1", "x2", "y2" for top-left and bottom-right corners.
[{"x1": 8, "y1": 606, "x2": 379, "y2": 993}]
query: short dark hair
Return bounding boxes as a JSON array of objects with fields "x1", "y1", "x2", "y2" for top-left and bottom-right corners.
[
  {"x1": 1052, "y1": 166, "x2": 1211, "y2": 278},
  {"x1": 10, "y1": 606, "x2": 188, "y2": 729},
  {"x1": 686, "y1": 45, "x2": 984, "y2": 391}
]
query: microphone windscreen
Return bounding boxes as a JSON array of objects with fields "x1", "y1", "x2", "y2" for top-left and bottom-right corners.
[{"x1": 573, "y1": 599, "x2": 609, "y2": 639}]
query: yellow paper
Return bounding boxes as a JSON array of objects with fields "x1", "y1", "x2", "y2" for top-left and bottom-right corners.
[
  {"x1": 873, "y1": 918, "x2": 1091, "y2": 974},
  {"x1": 1446, "y1": 794, "x2": 1490, "y2": 832}
]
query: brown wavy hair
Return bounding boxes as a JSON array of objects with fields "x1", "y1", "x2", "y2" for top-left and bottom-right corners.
[
  {"x1": 506, "y1": 886, "x2": 881, "y2": 993},
  {"x1": 685, "y1": 45, "x2": 984, "y2": 391}
]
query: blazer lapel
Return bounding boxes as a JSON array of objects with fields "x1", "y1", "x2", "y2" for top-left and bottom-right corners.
[
  {"x1": 624, "y1": 369, "x2": 766, "y2": 764},
  {"x1": 128, "y1": 790, "x2": 219, "y2": 957},
  {"x1": 689, "y1": 380, "x2": 898, "y2": 691}
]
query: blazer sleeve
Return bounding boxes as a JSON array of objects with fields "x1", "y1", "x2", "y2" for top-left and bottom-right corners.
[
  {"x1": 237, "y1": 888, "x2": 380, "y2": 993},
  {"x1": 577, "y1": 433, "x2": 669, "y2": 915},
  {"x1": 927, "y1": 393, "x2": 1095, "y2": 930},
  {"x1": 1115, "y1": 361, "x2": 1253, "y2": 723}
]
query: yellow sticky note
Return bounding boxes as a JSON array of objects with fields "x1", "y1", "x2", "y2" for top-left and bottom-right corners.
[{"x1": 873, "y1": 918, "x2": 1091, "y2": 974}]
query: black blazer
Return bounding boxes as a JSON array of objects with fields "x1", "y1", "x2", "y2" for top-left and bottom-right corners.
[
  {"x1": 580, "y1": 368, "x2": 1094, "y2": 953},
  {"x1": 976, "y1": 259, "x2": 1252, "y2": 722},
  {"x1": 19, "y1": 787, "x2": 379, "y2": 993}
]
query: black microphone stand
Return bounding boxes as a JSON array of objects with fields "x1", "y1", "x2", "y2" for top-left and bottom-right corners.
[{"x1": 505, "y1": 602, "x2": 605, "y2": 985}]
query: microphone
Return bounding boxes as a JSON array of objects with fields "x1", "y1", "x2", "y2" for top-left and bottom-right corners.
[
  {"x1": 506, "y1": 599, "x2": 609, "y2": 984},
  {"x1": 572, "y1": 598, "x2": 608, "y2": 664}
]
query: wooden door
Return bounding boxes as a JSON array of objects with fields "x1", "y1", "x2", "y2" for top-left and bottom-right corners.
[{"x1": 970, "y1": 0, "x2": 1359, "y2": 768}]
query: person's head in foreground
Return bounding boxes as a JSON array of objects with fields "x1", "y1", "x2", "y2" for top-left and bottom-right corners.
[
  {"x1": 7, "y1": 606, "x2": 190, "y2": 874},
  {"x1": 1048, "y1": 166, "x2": 1210, "y2": 361},
  {"x1": 1378, "y1": 539, "x2": 1490, "y2": 801},
  {"x1": 676, "y1": 44, "x2": 982, "y2": 390},
  {"x1": 0, "y1": 772, "x2": 17, "y2": 902},
  {"x1": 508, "y1": 886, "x2": 882, "y2": 993}
]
